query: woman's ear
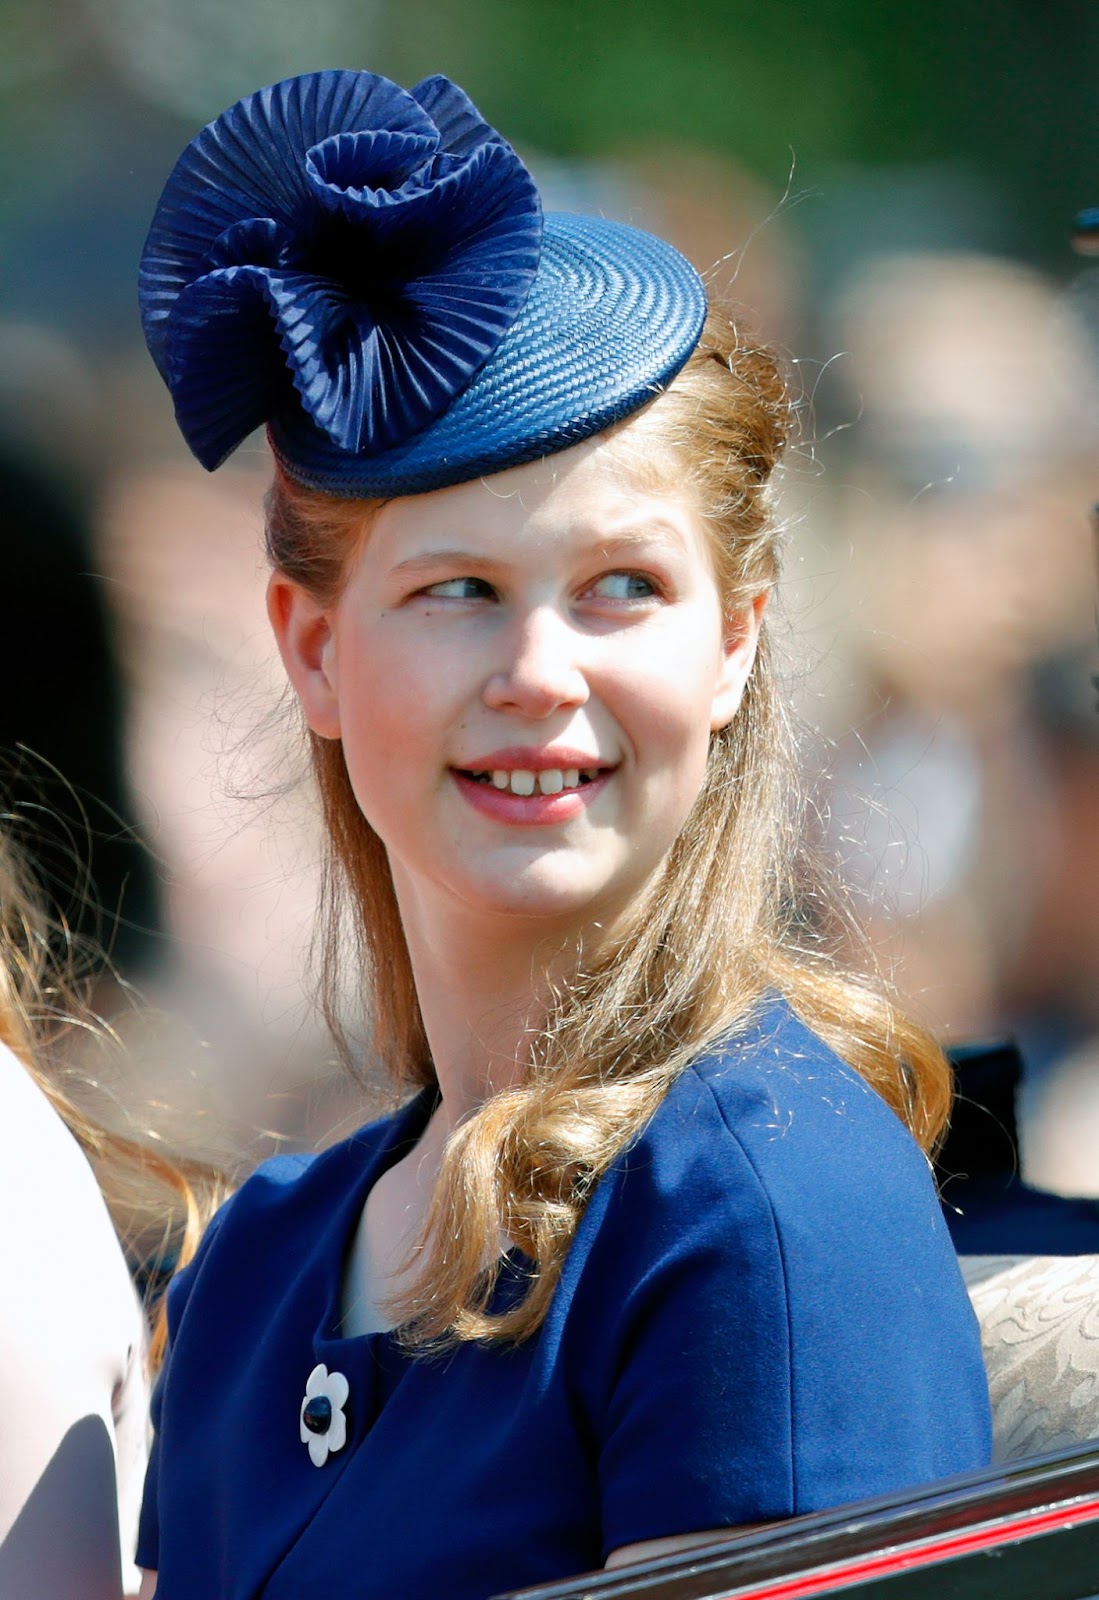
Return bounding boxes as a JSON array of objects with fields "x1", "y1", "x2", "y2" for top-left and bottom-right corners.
[
  {"x1": 266, "y1": 574, "x2": 342, "y2": 739},
  {"x1": 710, "y1": 590, "x2": 768, "y2": 732}
]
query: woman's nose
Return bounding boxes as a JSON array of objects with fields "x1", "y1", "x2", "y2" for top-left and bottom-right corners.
[{"x1": 481, "y1": 607, "x2": 589, "y2": 719}]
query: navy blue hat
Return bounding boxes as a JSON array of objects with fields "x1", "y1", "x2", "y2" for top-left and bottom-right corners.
[{"x1": 140, "y1": 70, "x2": 707, "y2": 497}]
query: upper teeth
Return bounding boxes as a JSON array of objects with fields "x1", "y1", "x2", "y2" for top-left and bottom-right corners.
[{"x1": 488, "y1": 768, "x2": 591, "y2": 796}]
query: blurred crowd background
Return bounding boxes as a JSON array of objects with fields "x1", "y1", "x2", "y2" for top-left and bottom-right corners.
[{"x1": 2, "y1": 0, "x2": 1098, "y2": 1191}]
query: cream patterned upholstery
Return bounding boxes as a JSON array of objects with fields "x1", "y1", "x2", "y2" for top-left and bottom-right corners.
[{"x1": 961, "y1": 1255, "x2": 1099, "y2": 1462}]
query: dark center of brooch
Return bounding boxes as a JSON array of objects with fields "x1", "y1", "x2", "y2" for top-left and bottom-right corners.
[{"x1": 302, "y1": 1395, "x2": 333, "y2": 1434}]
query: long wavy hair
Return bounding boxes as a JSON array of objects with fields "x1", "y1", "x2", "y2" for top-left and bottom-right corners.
[
  {"x1": 0, "y1": 831, "x2": 223, "y2": 1367},
  {"x1": 265, "y1": 301, "x2": 952, "y2": 1347}
]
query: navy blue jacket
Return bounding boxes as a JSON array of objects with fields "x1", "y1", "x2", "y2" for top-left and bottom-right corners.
[{"x1": 139, "y1": 996, "x2": 990, "y2": 1599}]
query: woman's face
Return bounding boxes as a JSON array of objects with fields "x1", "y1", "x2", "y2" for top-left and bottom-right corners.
[{"x1": 271, "y1": 431, "x2": 762, "y2": 938}]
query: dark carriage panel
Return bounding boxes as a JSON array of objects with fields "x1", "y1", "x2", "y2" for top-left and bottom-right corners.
[{"x1": 495, "y1": 1443, "x2": 1099, "y2": 1600}]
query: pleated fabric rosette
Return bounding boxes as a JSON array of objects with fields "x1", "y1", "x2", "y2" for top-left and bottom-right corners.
[{"x1": 140, "y1": 70, "x2": 707, "y2": 496}]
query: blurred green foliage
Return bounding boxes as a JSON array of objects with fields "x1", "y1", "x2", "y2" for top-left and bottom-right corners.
[{"x1": 375, "y1": 0, "x2": 1097, "y2": 260}]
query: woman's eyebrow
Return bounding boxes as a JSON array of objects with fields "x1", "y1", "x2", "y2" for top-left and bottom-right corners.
[
  {"x1": 589, "y1": 519, "x2": 693, "y2": 554},
  {"x1": 388, "y1": 520, "x2": 691, "y2": 577},
  {"x1": 389, "y1": 548, "x2": 495, "y2": 575}
]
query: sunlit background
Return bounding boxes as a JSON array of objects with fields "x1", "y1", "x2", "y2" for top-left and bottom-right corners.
[{"x1": 2, "y1": 0, "x2": 1098, "y2": 1188}]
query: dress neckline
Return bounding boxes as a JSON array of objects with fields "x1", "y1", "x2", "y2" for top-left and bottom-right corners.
[{"x1": 312, "y1": 1086, "x2": 438, "y2": 1363}]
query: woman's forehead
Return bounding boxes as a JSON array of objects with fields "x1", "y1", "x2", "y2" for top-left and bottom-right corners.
[{"x1": 366, "y1": 432, "x2": 700, "y2": 559}]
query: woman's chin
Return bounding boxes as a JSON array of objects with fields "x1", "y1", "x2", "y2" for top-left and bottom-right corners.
[{"x1": 446, "y1": 861, "x2": 638, "y2": 931}]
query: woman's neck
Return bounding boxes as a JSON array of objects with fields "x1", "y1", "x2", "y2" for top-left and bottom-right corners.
[
  {"x1": 400, "y1": 911, "x2": 565, "y2": 1127},
  {"x1": 390, "y1": 867, "x2": 619, "y2": 1127}
]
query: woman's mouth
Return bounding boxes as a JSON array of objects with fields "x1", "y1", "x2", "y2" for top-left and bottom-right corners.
[
  {"x1": 457, "y1": 766, "x2": 603, "y2": 797},
  {"x1": 450, "y1": 762, "x2": 614, "y2": 824}
]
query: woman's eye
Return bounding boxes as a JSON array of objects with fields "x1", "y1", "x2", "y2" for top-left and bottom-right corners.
[
  {"x1": 589, "y1": 571, "x2": 659, "y2": 601},
  {"x1": 420, "y1": 576, "x2": 494, "y2": 600}
]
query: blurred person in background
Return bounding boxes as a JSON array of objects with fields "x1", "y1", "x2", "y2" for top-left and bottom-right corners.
[
  {"x1": 132, "y1": 70, "x2": 988, "y2": 1600},
  {"x1": 1006, "y1": 220, "x2": 1099, "y2": 1197},
  {"x1": 0, "y1": 831, "x2": 217, "y2": 1598},
  {"x1": 814, "y1": 254, "x2": 1099, "y2": 1176}
]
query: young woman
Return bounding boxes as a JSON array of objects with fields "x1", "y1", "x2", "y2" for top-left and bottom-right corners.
[{"x1": 135, "y1": 69, "x2": 991, "y2": 1600}]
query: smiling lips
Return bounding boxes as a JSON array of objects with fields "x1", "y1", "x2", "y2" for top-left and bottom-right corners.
[{"x1": 451, "y1": 752, "x2": 614, "y2": 823}]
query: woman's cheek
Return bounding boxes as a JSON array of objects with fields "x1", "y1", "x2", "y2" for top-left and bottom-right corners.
[{"x1": 627, "y1": 660, "x2": 721, "y2": 755}]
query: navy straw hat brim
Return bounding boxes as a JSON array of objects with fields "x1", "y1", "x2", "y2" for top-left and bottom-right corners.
[{"x1": 269, "y1": 211, "x2": 707, "y2": 497}]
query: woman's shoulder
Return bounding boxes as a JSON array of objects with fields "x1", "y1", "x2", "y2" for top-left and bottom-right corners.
[
  {"x1": 661, "y1": 991, "x2": 923, "y2": 1157},
  {"x1": 610, "y1": 993, "x2": 942, "y2": 1242},
  {"x1": 576, "y1": 991, "x2": 971, "y2": 1380}
]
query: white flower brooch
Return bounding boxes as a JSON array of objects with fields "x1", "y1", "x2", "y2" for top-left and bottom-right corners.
[{"x1": 299, "y1": 1363, "x2": 349, "y2": 1467}]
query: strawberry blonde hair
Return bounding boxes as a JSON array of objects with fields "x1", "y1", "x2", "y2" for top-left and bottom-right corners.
[{"x1": 265, "y1": 302, "x2": 951, "y2": 1347}]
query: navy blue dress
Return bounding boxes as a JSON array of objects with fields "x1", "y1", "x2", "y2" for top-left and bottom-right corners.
[{"x1": 137, "y1": 996, "x2": 991, "y2": 1599}]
